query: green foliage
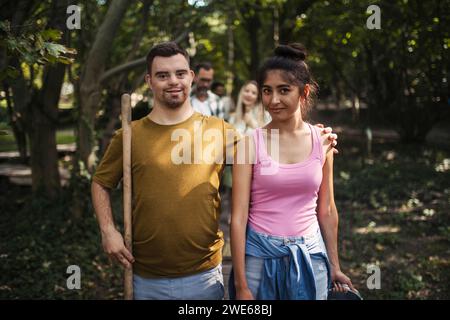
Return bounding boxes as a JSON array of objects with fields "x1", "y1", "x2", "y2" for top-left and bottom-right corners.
[
  {"x1": 0, "y1": 20, "x2": 76, "y2": 81},
  {"x1": 296, "y1": 0, "x2": 448, "y2": 141}
]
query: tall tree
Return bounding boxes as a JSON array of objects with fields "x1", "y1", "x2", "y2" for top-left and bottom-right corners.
[
  {"x1": 77, "y1": 0, "x2": 130, "y2": 173},
  {"x1": 1, "y1": 0, "x2": 75, "y2": 198}
]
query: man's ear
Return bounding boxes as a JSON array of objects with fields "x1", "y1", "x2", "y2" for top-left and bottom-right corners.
[
  {"x1": 145, "y1": 74, "x2": 152, "y2": 90},
  {"x1": 190, "y1": 70, "x2": 195, "y2": 86}
]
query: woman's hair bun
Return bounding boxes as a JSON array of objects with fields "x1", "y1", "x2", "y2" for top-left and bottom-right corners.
[{"x1": 274, "y1": 43, "x2": 307, "y2": 62}]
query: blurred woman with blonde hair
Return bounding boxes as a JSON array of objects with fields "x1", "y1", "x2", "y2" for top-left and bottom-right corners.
[{"x1": 229, "y1": 80, "x2": 270, "y2": 135}]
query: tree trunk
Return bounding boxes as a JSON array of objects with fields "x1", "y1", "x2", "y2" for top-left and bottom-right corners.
[
  {"x1": 24, "y1": 1, "x2": 72, "y2": 198},
  {"x1": 226, "y1": 18, "x2": 234, "y2": 97},
  {"x1": 3, "y1": 83, "x2": 28, "y2": 163},
  {"x1": 78, "y1": 0, "x2": 130, "y2": 173},
  {"x1": 240, "y1": 2, "x2": 261, "y2": 80},
  {"x1": 273, "y1": 5, "x2": 279, "y2": 48},
  {"x1": 248, "y1": 14, "x2": 260, "y2": 80},
  {"x1": 28, "y1": 62, "x2": 65, "y2": 198}
]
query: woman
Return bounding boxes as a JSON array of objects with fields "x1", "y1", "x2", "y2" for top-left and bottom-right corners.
[
  {"x1": 230, "y1": 43, "x2": 355, "y2": 300},
  {"x1": 223, "y1": 81, "x2": 271, "y2": 190},
  {"x1": 228, "y1": 80, "x2": 271, "y2": 135}
]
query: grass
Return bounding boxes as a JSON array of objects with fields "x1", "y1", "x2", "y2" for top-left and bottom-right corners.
[
  {"x1": 0, "y1": 136, "x2": 448, "y2": 299},
  {"x1": 0, "y1": 128, "x2": 76, "y2": 153}
]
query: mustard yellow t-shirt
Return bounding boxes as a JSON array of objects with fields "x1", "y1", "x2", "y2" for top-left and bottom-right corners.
[{"x1": 93, "y1": 112, "x2": 240, "y2": 278}]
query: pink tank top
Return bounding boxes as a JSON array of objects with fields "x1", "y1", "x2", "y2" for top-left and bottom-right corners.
[{"x1": 248, "y1": 123, "x2": 325, "y2": 237}]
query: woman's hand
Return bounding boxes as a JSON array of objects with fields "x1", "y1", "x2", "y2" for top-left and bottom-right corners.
[
  {"x1": 243, "y1": 113, "x2": 257, "y2": 129},
  {"x1": 331, "y1": 269, "x2": 357, "y2": 293},
  {"x1": 315, "y1": 123, "x2": 339, "y2": 154},
  {"x1": 236, "y1": 287, "x2": 255, "y2": 300}
]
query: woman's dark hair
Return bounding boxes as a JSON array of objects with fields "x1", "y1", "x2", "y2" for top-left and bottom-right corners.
[{"x1": 257, "y1": 43, "x2": 318, "y2": 119}]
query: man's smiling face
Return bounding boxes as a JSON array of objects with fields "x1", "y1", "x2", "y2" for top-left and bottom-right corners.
[{"x1": 146, "y1": 53, "x2": 194, "y2": 109}]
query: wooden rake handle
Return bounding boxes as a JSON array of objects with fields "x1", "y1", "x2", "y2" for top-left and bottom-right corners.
[{"x1": 121, "y1": 94, "x2": 133, "y2": 300}]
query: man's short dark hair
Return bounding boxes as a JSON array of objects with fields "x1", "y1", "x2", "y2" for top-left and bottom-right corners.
[
  {"x1": 211, "y1": 81, "x2": 225, "y2": 92},
  {"x1": 146, "y1": 42, "x2": 190, "y2": 74},
  {"x1": 194, "y1": 62, "x2": 213, "y2": 73}
]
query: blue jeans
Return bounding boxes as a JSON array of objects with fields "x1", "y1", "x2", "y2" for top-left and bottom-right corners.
[
  {"x1": 133, "y1": 264, "x2": 224, "y2": 300},
  {"x1": 244, "y1": 228, "x2": 330, "y2": 300}
]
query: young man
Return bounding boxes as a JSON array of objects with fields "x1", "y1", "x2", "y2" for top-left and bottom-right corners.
[
  {"x1": 91, "y1": 41, "x2": 338, "y2": 300},
  {"x1": 92, "y1": 42, "x2": 236, "y2": 300}
]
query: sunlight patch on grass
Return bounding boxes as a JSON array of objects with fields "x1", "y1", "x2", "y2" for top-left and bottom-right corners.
[
  {"x1": 435, "y1": 158, "x2": 450, "y2": 172},
  {"x1": 354, "y1": 224, "x2": 401, "y2": 235}
]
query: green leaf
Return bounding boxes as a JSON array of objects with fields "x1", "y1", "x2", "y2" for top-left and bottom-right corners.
[
  {"x1": 40, "y1": 29, "x2": 62, "y2": 41},
  {"x1": 35, "y1": 34, "x2": 44, "y2": 49},
  {"x1": 0, "y1": 20, "x2": 11, "y2": 32},
  {"x1": 0, "y1": 63, "x2": 20, "y2": 80},
  {"x1": 46, "y1": 55, "x2": 58, "y2": 64},
  {"x1": 43, "y1": 42, "x2": 67, "y2": 57},
  {"x1": 6, "y1": 66, "x2": 20, "y2": 79},
  {"x1": 57, "y1": 57, "x2": 75, "y2": 65}
]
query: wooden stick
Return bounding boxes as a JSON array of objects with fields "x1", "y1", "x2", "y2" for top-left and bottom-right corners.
[{"x1": 121, "y1": 93, "x2": 133, "y2": 300}]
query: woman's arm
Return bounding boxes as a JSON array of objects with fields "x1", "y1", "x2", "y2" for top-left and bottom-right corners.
[
  {"x1": 317, "y1": 151, "x2": 356, "y2": 292},
  {"x1": 230, "y1": 135, "x2": 255, "y2": 299}
]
